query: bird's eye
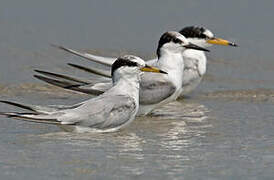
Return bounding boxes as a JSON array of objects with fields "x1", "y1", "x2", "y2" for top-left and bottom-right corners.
[
  {"x1": 199, "y1": 33, "x2": 207, "y2": 39},
  {"x1": 203, "y1": 34, "x2": 212, "y2": 40},
  {"x1": 173, "y1": 38, "x2": 182, "y2": 44}
]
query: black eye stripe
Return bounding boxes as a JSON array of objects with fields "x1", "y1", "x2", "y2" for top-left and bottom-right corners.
[
  {"x1": 173, "y1": 38, "x2": 183, "y2": 44},
  {"x1": 179, "y1": 26, "x2": 208, "y2": 39},
  {"x1": 111, "y1": 58, "x2": 138, "y2": 76},
  {"x1": 156, "y1": 32, "x2": 185, "y2": 58}
]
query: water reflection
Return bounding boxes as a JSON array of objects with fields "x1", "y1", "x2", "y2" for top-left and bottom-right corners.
[
  {"x1": 151, "y1": 100, "x2": 209, "y2": 120},
  {"x1": 36, "y1": 130, "x2": 147, "y2": 176},
  {"x1": 2, "y1": 92, "x2": 213, "y2": 178}
]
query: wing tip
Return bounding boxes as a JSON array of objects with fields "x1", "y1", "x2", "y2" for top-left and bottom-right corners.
[{"x1": 50, "y1": 43, "x2": 64, "y2": 49}]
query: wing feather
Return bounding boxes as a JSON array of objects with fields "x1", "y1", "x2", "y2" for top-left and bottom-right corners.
[{"x1": 139, "y1": 73, "x2": 176, "y2": 105}]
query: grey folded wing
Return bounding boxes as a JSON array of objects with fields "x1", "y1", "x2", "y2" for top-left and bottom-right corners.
[
  {"x1": 58, "y1": 95, "x2": 137, "y2": 130},
  {"x1": 183, "y1": 56, "x2": 201, "y2": 86},
  {"x1": 139, "y1": 73, "x2": 176, "y2": 105}
]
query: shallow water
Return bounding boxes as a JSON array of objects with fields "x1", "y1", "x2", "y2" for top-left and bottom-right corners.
[
  {"x1": 1, "y1": 0, "x2": 274, "y2": 179},
  {"x1": 1, "y1": 92, "x2": 274, "y2": 179}
]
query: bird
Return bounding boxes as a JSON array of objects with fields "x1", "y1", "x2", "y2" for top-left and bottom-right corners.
[
  {"x1": 35, "y1": 31, "x2": 210, "y2": 116},
  {"x1": 36, "y1": 26, "x2": 237, "y2": 97},
  {"x1": 176, "y1": 26, "x2": 237, "y2": 95},
  {"x1": 0, "y1": 55, "x2": 166, "y2": 133}
]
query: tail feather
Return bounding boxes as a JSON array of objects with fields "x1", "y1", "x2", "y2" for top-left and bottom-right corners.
[
  {"x1": 34, "y1": 69, "x2": 90, "y2": 84},
  {"x1": 34, "y1": 74, "x2": 84, "y2": 89},
  {"x1": 0, "y1": 100, "x2": 37, "y2": 112},
  {"x1": 51, "y1": 44, "x2": 114, "y2": 66},
  {"x1": 34, "y1": 75, "x2": 104, "y2": 95},
  {"x1": 68, "y1": 63, "x2": 111, "y2": 78},
  {"x1": 0, "y1": 100, "x2": 60, "y2": 114},
  {"x1": 0, "y1": 112, "x2": 60, "y2": 125},
  {"x1": 0, "y1": 100, "x2": 81, "y2": 114}
]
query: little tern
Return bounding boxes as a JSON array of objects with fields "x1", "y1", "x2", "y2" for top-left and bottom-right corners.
[
  {"x1": 35, "y1": 31, "x2": 209, "y2": 115},
  {"x1": 38, "y1": 26, "x2": 237, "y2": 97},
  {"x1": 0, "y1": 55, "x2": 166, "y2": 133}
]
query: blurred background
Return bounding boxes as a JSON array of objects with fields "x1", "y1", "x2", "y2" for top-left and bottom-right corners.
[{"x1": 0, "y1": 0, "x2": 273, "y2": 87}]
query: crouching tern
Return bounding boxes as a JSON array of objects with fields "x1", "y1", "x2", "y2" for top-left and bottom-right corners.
[
  {"x1": 36, "y1": 26, "x2": 237, "y2": 98},
  {"x1": 35, "y1": 31, "x2": 209, "y2": 115},
  {"x1": 0, "y1": 55, "x2": 166, "y2": 133}
]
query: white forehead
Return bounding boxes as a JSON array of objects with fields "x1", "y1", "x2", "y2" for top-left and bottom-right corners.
[
  {"x1": 122, "y1": 55, "x2": 145, "y2": 66},
  {"x1": 203, "y1": 29, "x2": 214, "y2": 38},
  {"x1": 177, "y1": 34, "x2": 188, "y2": 43},
  {"x1": 168, "y1": 31, "x2": 188, "y2": 43},
  {"x1": 168, "y1": 31, "x2": 181, "y2": 37}
]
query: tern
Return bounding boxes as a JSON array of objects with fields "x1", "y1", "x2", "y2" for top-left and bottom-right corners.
[
  {"x1": 37, "y1": 26, "x2": 237, "y2": 97},
  {"x1": 0, "y1": 55, "x2": 166, "y2": 133},
  {"x1": 35, "y1": 31, "x2": 209, "y2": 115}
]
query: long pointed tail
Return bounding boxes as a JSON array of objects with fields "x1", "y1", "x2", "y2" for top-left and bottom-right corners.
[
  {"x1": 34, "y1": 69, "x2": 90, "y2": 84},
  {"x1": 0, "y1": 100, "x2": 83, "y2": 125},
  {"x1": 0, "y1": 100, "x2": 83, "y2": 113},
  {"x1": 51, "y1": 44, "x2": 115, "y2": 66},
  {"x1": 34, "y1": 74, "x2": 104, "y2": 95},
  {"x1": 0, "y1": 100, "x2": 58, "y2": 114},
  {"x1": 0, "y1": 112, "x2": 60, "y2": 124},
  {"x1": 67, "y1": 63, "x2": 111, "y2": 78}
]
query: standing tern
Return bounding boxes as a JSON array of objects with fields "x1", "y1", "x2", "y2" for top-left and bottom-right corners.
[
  {"x1": 35, "y1": 31, "x2": 209, "y2": 115},
  {"x1": 38, "y1": 26, "x2": 237, "y2": 97},
  {"x1": 0, "y1": 55, "x2": 166, "y2": 133},
  {"x1": 178, "y1": 26, "x2": 237, "y2": 95}
]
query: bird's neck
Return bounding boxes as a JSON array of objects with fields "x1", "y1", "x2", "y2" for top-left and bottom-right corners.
[
  {"x1": 183, "y1": 49, "x2": 207, "y2": 76},
  {"x1": 157, "y1": 50, "x2": 185, "y2": 88},
  {"x1": 111, "y1": 74, "x2": 140, "y2": 102},
  {"x1": 157, "y1": 50, "x2": 184, "y2": 71}
]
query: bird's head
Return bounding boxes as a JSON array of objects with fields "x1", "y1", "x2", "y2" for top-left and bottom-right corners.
[{"x1": 179, "y1": 26, "x2": 238, "y2": 48}]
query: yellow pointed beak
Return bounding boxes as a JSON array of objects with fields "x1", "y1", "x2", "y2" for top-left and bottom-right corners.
[
  {"x1": 140, "y1": 65, "x2": 167, "y2": 74},
  {"x1": 207, "y1": 37, "x2": 238, "y2": 47}
]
